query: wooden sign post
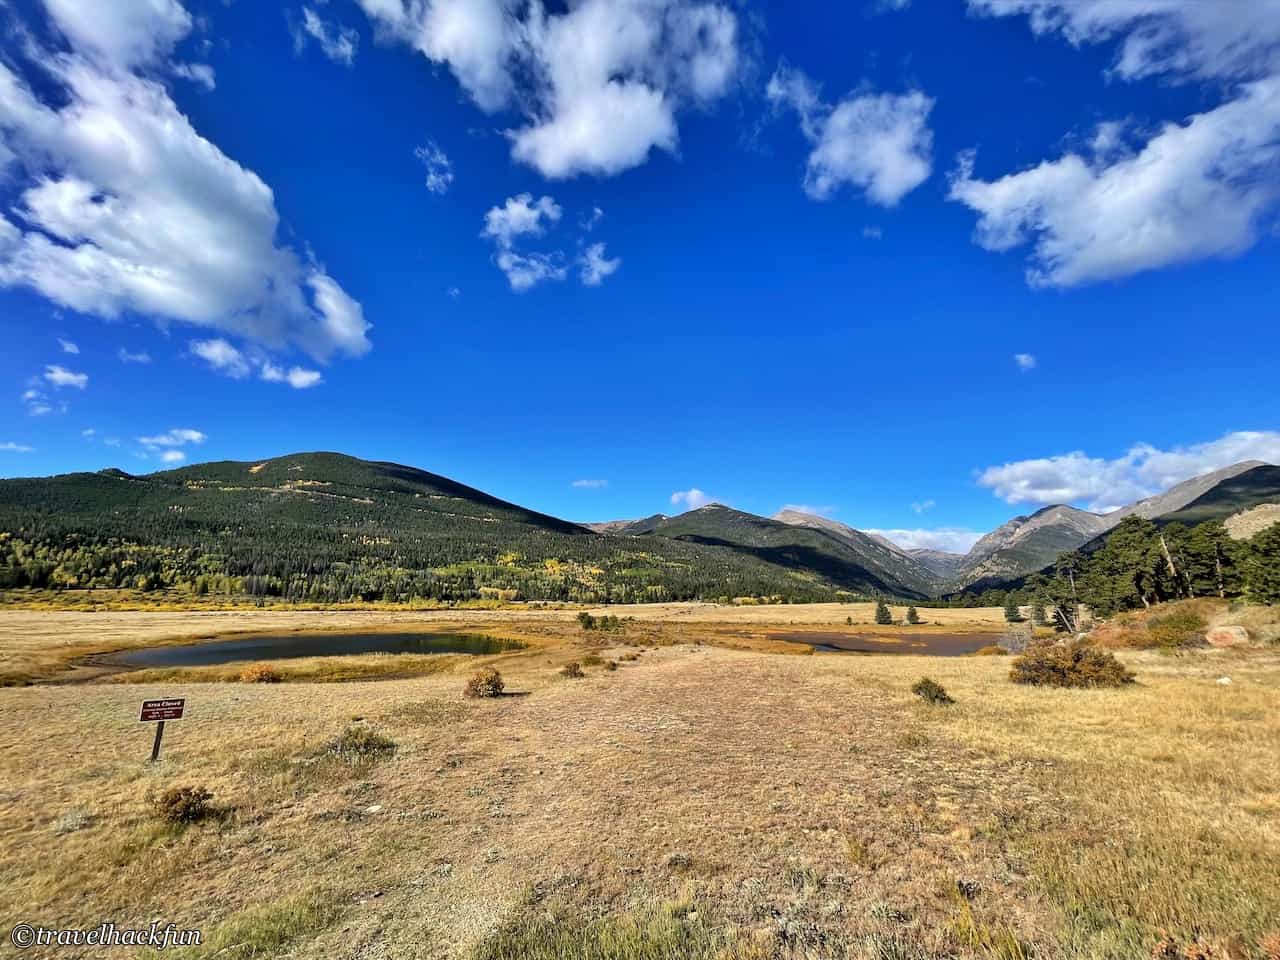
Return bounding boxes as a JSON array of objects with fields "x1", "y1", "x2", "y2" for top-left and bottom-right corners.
[{"x1": 138, "y1": 698, "x2": 185, "y2": 762}]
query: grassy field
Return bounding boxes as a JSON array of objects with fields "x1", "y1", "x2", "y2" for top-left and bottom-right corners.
[{"x1": 0, "y1": 605, "x2": 1276, "y2": 959}]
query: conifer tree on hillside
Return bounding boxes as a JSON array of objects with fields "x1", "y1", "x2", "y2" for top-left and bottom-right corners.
[
  {"x1": 906, "y1": 605, "x2": 920, "y2": 624},
  {"x1": 875, "y1": 598, "x2": 893, "y2": 625},
  {"x1": 1004, "y1": 594, "x2": 1024, "y2": 623},
  {"x1": 1244, "y1": 524, "x2": 1280, "y2": 605}
]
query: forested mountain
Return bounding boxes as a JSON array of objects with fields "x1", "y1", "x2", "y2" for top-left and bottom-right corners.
[
  {"x1": 771, "y1": 510, "x2": 942, "y2": 597},
  {"x1": 0, "y1": 453, "x2": 843, "y2": 603},
  {"x1": 958, "y1": 505, "x2": 1113, "y2": 591},
  {"x1": 603, "y1": 504, "x2": 930, "y2": 598}
]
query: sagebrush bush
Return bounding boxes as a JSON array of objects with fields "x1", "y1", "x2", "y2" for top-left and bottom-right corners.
[
  {"x1": 911, "y1": 677, "x2": 955, "y2": 706},
  {"x1": 464, "y1": 667, "x2": 504, "y2": 698},
  {"x1": 153, "y1": 785, "x2": 214, "y2": 824},
  {"x1": 327, "y1": 725, "x2": 396, "y2": 758},
  {"x1": 975, "y1": 644, "x2": 1009, "y2": 656},
  {"x1": 560, "y1": 661, "x2": 584, "y2": 679},
  {"x1": 1145, "y1": 609, "x2": 1207, "y2": 648},
  {"x1": 604, "y1": 660, "x2": 618, "y2": 671},
  {"x1": 1009, "y1": 641, "x2": 1135, "y2": 688},
  {"x1": 239, "y1": 663, "x2": 282, "y2": 683}
]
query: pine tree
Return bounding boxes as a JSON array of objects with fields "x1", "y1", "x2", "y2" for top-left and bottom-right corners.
[
  {"x1": 1244, "y1": 524, "x2": 1280, "y2": 604},
  {"x1": 1004, "y1": 594, "x2": 1024, "y2": 623},
  {"x1": 906, "y1": 605, "x2": 920, "y2": 624},
  {"x1": 874, "y1": 598, "x2": 892, "y2": 625}
]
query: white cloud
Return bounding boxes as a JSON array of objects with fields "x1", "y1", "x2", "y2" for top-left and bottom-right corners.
[
  {"x1": 0, "y1": 3, "x2": 370, "y2": 364},
  {"x1": 118, "y1": 348, "x2": 152, "y2": 364},
  {"x1": 862, "y1": 225, "x2": 882, "y2": 239},
  {"x1": 356, "y1": 0, "x2": 741, "y2": 179},
  {"x1": 950, "y1": 80, "x2": 1280, "y2": 286},
  {"x1": 0, "y1": 442, "x2": 35, "y2": 453},
  {"x1": 170, "y1": 61, "x2": 215, "y2": 91},
  {"x1": 81, "y1": 428, "x2": 95, "y2": 438},
  {"x1": 482, "y1": 194, "x2": 567, "y2": 291},
  {"x1": 572, "y1": 479, "x2": 608, "y2": 489},
  {"x1": 138, "y1": 428, "x2": 205, "y2": 460},
  {"x1": 911, "y1": 499, "x2": 936, "y2": 514},
  {"x1": 192, "y1": 339, "x2": 324, "y2": 387},
  {"x1": 44, "y1": 365, "x2": 88, "y2": 389},
  {"x1": 447, "y1": 286, "x2": 462, "y2": 299},
  {"x1": 415, "y1": 141, "x2": 453, "y2": 194},
  {"x1": 976, "y1": 430, "x2": 1280, "y2": 511},
  {"x1": 58, "y1": 337, "x2": 79, "y2": 354},
  {"x1": 190, "y1": 338, "x2": 250, "y2": 378},
  {"x1": 865, "y1": 527, "x2": 984, "y2": 554},
  {"x1": 104, "y1": 436, "x2": 121, "y2": 447},
  {"x1": 768, "y1": 64, "x2": 934, "y2": 206},
  {"x1": 778, "y1": 503, "x2": 837, "y2": 517},
  {"x1": 1014, "y1": 352, "x2": 1037, "y2": 371},
  {"x1": 671, "y1": 488, "x2": 717, "y2": 510},
  {"x1": 294, "y1": 6, "x2": 360, "y2": 65},
  {"x1": 579, "y1": 243, "x2": 621, "y2": 286},
  {"x1": 260, "y1": 361, "x2": 323, "y2": 389},
  {"x1": 20, "y1": 386, "x2": 53, "y2": 416},
  {"x1": 582, "y1": 207, "x2": 604, "y2": 231},
  {"x1": 954, "y1": 2, "x2": 1280, "y2": 286},
  {"x1": 482, "y1": 194, "x2": 562, "y2": 247},
  {"x1": 967, "y1": 0, "x2": 1280, "y2": 83}
]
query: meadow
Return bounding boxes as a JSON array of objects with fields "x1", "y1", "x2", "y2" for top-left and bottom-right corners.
[{"x1": 0, "y1": 603, "x2": 1276, "y2": 959}]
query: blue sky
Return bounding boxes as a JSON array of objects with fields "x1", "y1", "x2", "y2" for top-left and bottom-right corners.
[{"x1": 2, "y1": 0, "x2": 1278, "y2": 552}]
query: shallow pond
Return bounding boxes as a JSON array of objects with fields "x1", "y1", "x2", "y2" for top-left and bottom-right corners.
[
  {"x1": 770, "y1": 632, "x2": 1003, "y2": 656},
  {"x1": 105, "y1": 632, "x2": 523, "y2": 669}
]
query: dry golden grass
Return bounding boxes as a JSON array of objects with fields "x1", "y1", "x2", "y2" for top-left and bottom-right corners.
[{"x1": 0, "y1": 608, "x2": 1275, "y2": 960}]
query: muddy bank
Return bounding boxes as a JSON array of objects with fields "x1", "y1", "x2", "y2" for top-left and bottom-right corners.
[{"x1": 770, "y1": 631, "x2": 1003, "y2": 656}]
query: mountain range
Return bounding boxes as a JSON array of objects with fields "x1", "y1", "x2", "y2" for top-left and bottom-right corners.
[{"x1": 0, "y1": 453, "x2": 1277, "y2": 603}]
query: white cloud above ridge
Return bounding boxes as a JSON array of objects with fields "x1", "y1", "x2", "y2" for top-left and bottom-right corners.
[
  {"x1": 191, "y1": 338, "x2": 323, "y2": 388},
  {"x1": 0, "y1": 441, "x2": 35, "y2": 453},
  {"x1": 572, "y1": 479, "x2": 608, "y2": 489},
  {"x1": 976, "y1": 430, "x2": 1280, "y2": 512},
  {"x1": 355, "y1": 0, "x2": 742, "y2": 179},
  {"x1": 778, "y1": 503, "x2": 837, "y2": 517},
  {"x1": 671, "y1": 488, "x2": 718, "y2": 510},
  {"x1": 767, "y1": 64, "x2": 934, "y2": 206},
  {"x1": 138, "y1": 427, "x2": 205, "y2": 448},
  {"x1": 0, "y1": 1, "x2": 371, "y2": 366},
  {"x1": 865, "y1": 527, "x2": 983, "y2": 554}
]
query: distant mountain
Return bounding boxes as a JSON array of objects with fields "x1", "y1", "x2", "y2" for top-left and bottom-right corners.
[
  {"x1": 0, "y1": 453, "x2": 843, "y2": 603},
  {"x1": 1106, "y1": 461, "x2": 1266, "y2": 521},
  {"x1": 630, "y1": 504, "x2": 929, "y2": 599},
  {"x1": 772, "y1": 510, "x2": 942, "y2": 597},
  {"x1": 906, "y1": 548, "x2": 968, "y2": 579},
  {"x1": 959, "y1": 504, "x2": 1113, "y2": 588}
]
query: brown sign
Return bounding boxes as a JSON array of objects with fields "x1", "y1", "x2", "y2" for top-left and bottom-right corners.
[{"x1": 139, "y1": 698, "x2": 185, "y2": 722}]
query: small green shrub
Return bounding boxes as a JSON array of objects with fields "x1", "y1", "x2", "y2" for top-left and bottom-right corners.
[
  {"x1": 560, "y1": 661, "x2": 584, "y2": 679},
  {"x1": 911, "y1": 677, "x2": 955, "y2": 706},
  {"x1": 153, "y1": 785, "x2": 214, "y2": 824},
  {"x1": 875, "y1": 599, "x2": 893, "y2": 625},
  {"x1": 327, "y1": 725, "x2": 396, "y2": 758},
  {"x1": 906, "y1": 606, "x2": 920, "y2": 625},
  {"x1": 464, "y1": 667, "x2": 504, "y2": 698},
  {"x1": 1145, "y1": 609, "x2": 1207, "y2": 649},
  {"x1": 1009, "y1": 642, "x2": 1135, "y2": 688}
]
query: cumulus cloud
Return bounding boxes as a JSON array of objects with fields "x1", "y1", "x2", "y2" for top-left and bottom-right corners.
[
  {"x1": 293, "y1": 6, "x2": 360, "y2": 65},
  {"x1": 260, "y1": 361, "x2": 323, "y2": 389},
  {"x1": 355, "y1": 0, "x2": 741, "y2": 178},
  {"x1": 1014, "y1": 352, "x2": 1037, "y2": 371},
  {"x1": 953, "y1": 1, "x2": 1280, "y2": 286},
  {"x1": 977, "y1": 430, "x2": 1280, "y2": 512},
  {"x1": 159, "y1": 449, "x2": 186, "y2": 464},
  {"x1": 967, "y1": 0, "x2": 1280, "y2": 83},
  {"x1": 865, "y1": 527, "x2": 984, "y2": 554},
  {"x1": 44, "y1": 365, "x2": 88, "y2": 389},
  {"x1": 118, "y1": 348, "x2": 152, "y2": 364},
  {"x1": 415, "y1": 141, "x2": 454, "y2": 194},
  {"x1": 0, "y1": 441, "x2": 35, "y2": 453},
  {"x1": 911, "y1": 499, "x2": 936, "y2": 514},
  {"x1": 767, "y1": 64, "x2": 934, "y2": 206},
  {"x1": 192, "y1": 339, "x2": 324, "y2": 388},
  {"x1": 579, "y1": 243, "x2": 621, "y2": 286},
  {"x1": 58, "y1": 337, "x2": 79, "y2": 354},
  {"x1": 0, "y1": 1, "x2": 370, "y2": 366},
  {"x1": 481, "y1": 194, "x2": 569, "y2": 291},
  {"x1": 139, "y1": 428, "x2": 206, "y2": 448},
  {"x1": 191, "y1": 339, "x2": 251, "y2": 378},
  {"x1": 950, "y1": 81, "x2": 1280, "y2": 286},
  {"x1": 778, "y1": 503, "x2": 837, "y2": 517},
  {"x1": 572, "y1": 479, "x2": 608, "y2": 489},
  {"x1": 671, "y1": 488, "x2": 718, "y2": 510}
]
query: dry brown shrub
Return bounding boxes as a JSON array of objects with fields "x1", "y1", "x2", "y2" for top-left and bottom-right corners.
[
  {"x1": 153, "y1": 785, "x2": 214, "y2": 824},
  {"x1": 1010, "y1": 641, "x2": 1135, "y2": 688},
  {"x1": 464, "y1": 667, "x2": 504, "y2": 698},
  {"x1": 560, "y1": 661, "x2": 584, "y2": 679},
  {"x1": 239, "y1": 663, "x2": 282, "y2": 683}
]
